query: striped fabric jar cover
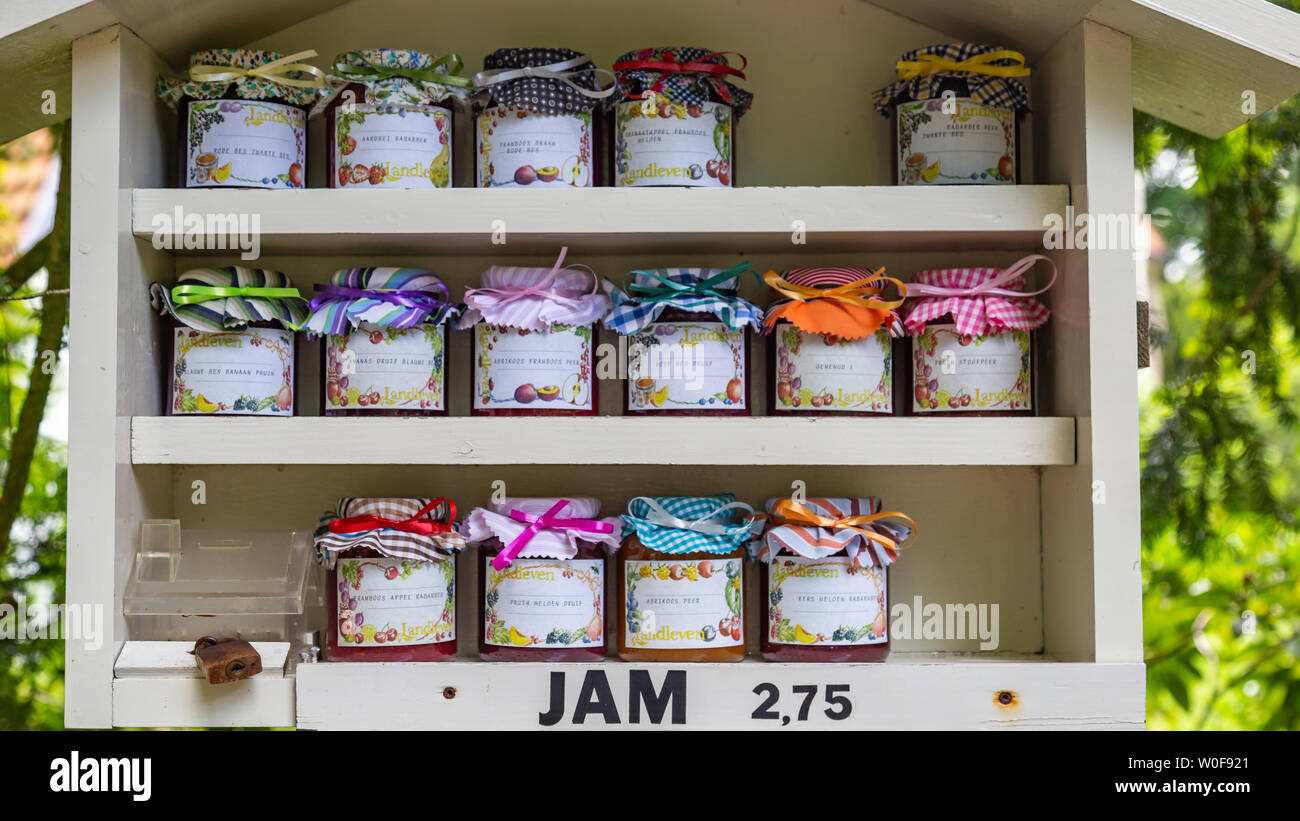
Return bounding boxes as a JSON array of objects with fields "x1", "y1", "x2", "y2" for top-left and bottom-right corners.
[{"x1": 754, "y1": 497, "x2": 913, "y2": 569}]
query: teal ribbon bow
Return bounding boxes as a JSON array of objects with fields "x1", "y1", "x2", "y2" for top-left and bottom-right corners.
[
  {"x1": 622, "y1": 261, "x2": 757, "y2": 304},
  {"x1": 333, "y1": 51, "x2": 472, "y2": 89}
]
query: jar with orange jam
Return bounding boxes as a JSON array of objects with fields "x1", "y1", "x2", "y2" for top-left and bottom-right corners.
[
  {"x1": 463, "y1": 497, "x2": 622, "y2": 662},
  {"x1": 460, "y1": 248, "x2": 608, "y2": 416},
  {"x1": 314, "y1": 497, "x2": 464, "y2": 662},
  {"x1": 754, "y1": 497, "x2": 916, "y2": 662},
  {"x1": 617, "y1": 495, "x2": 757, "y2": 662},
  {"x1": 604, "y1": 264, "x2": 762, "y2": 416}
]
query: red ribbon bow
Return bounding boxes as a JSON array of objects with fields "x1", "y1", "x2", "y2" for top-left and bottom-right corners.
[
  {"x1": 329, "y1": 498, "x2": 457, "y2": 536},
  {"x1": 612, "y1": 51, "x2": 747, "y2": 104},
  {"x1": 491, "y1": 499, "x2": 615, "y2": 570}
]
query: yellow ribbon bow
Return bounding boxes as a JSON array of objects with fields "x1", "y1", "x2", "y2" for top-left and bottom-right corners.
[
  {"x1": 766, "y1": 499, "x2": 917, "y2": 553},
  {"x1": 189, "y1": 50, "x2": 327, "y2": 89},
  {"x1": 763, "y1": 268, "x2": 907, "y2": 310},
  {"x1": 895, "y1": 49, "x2": 1030, "y2": 81}
]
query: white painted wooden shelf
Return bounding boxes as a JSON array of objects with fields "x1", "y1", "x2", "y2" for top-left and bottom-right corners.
[
  {"x1": 130, "y1": 185, "x2": 1069, "y2": 255},
  {"x1": 130, "y1": 415, "x2": 1077, "y2": 466}
]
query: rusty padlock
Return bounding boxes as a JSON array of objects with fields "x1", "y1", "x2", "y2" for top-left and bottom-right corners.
[{"x1": 191, "y1": 636, "x2": 262, "y2": 684}]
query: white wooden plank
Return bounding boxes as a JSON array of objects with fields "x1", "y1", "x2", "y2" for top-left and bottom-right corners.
[
  {"x1": 130, "y1": 416, "x2": 1077, "y2": 466},
  {"x1": 112, "y1": 676, "x2": 296, "y2": 727},
  {"x1": 130, "y1": 186, "x2": 1069, "y2": 255},
  {"x1": 114, "y1": 641, "x2": 290, "y2": 678},
  {"x1": 295, "y1": 658, "x2": 1146, "y2": 731}
]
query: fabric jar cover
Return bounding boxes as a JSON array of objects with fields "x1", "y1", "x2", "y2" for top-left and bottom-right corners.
[
  {"x1": 461, "y1": 497, "x2": 622, "y2": 559},
  {"x1": 621, "y1": 495, "x2": 759, "y2": 555},
  {"x1": 150, "y1": 266, "x2": 309, "y2": 332},
  {"x1": 315, "y1": 497, "x2": 464, "y2": 569},
  {"x1": 301, "y1": 267, "x2": 461, "y2": 336},
  {"x1": 473, "y1": 47, "x2": 613, "y2": 115},
  {"x1": 763, "y1": 267, "x2": 906, "y2": 340},
  {"x1": 902, "y1": 254, "x2": 1054, "y2": 337},
  {"x1": 458, "y1": 249, "x2": 610, "y2": 333},
  {"x1": 612, "y1": 47, "x2": 754, "y2": 118},
  {"x1": 754, "y1": 497, "x2": 915, "y2": 569},
  {"x1": 603, "y1": 264, "x2": 764, "y2": 336},
  {"x1": 872, "y1": 43, "x2": 1030, "y2": 119},
  {"x1": 157, "y1": 48, "x2": 327, "y2": 109},
  {"x1": 311, "y1": 48, "x2": 471, "y2": 117}
]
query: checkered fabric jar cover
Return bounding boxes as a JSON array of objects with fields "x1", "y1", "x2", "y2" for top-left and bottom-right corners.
[
  {"x1": 612, "y1": 47, "x2": 753, "y2": 117},
  {"x1": 315, "y1": 497, "x2": 464, "y2": 568},
  {"x1": 872, "y1": 43, "x2": 1030, "y2": 118},
  {"x1": 621, "y1": 495, "x2": 759, "y2": 555},
  {"x1": 476, "y1": 47, "x2": 609, "y2": 115}
]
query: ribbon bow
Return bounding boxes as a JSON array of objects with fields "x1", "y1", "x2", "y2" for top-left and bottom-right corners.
[
  {"x1": 766, "y1": 499, "x2": 916, "y2": 553},
  {"x1": 464, "y1": 247, "x2": 598, "y2": 310},
  {"x1": 189, "y1": 49, "x2": 327, "y2": 89},
  {"x1": 613, "y1": 51, "x2": 747, "y2": 103},
  {"x1": 623, "y1": 261, "x2": 755, "y2": 304},
  {"x1": 490, "y1": 499, "x2": 616, "y2": 570},
  {"x1": 171, "y1": 284, "x2": 302, "y2": 306},
  {"x1": 895, "y1": 49, "x2": 1030, "y2": 81},
  {"x1": 905, "y1": 254, "x2": 1056, "y2": 300},
  {"x1": 473, "y1": 54, "x2": 616, "y2": 99},
  {"x1": 764, "y1": 268, "x2": 907, "y2": 311},
  {"x1": 309, "y1": 283, "x2": 449, "y2": 313},
  {"x1": 333, "y1": 51, "x2": 472, "y2": 89},
  {"x1": 630, "y1": 497, "x2": 755, "y2": 536},
  {"x1": 329, "y1": 498, "x2": 457, "y2": 536}
]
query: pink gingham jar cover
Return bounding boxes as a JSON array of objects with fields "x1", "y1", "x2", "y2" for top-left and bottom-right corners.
[{"x1": 902, "y1": 254, "x2": 1055, "y2": 337}]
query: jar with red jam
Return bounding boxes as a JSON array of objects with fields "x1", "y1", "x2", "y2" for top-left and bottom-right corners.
[
  {"x1": 617, "y1": 495, "x2": 757, "y2": 662},
  {"x1": 610, "y1": 48, "x2": 752, "y2": 187},
  {"x1": 472, "y1": 47, "x2": 614, "y2": 188},
  {"x1": 315, "y1": 497, "x2": 463, "y2": 662},
  {"x1": 763, "y1": 267, "x2": 906, "y2": 414},
  {"x1": 302, "y1": 267, "x2": 458, "y2": 416},
  {"x1": 149, "y1": 266, "x2": 308, "y2": 416},
  {"x1": 903, "y1": 254, "x2": 1055, "y2": 416},
  {"x1": 462, "y1": 497, "x2": 622, "y2": 662},
  {"x1": 605, "y1": 264, "x2": 762, "y2": 415},
  {"x1": 157, "y1": 49, "x2": 326, "y2": 189},
  {"x1": 873, "y1": 44, "x2": 1030, "y2": 186},
  {"x1": 460, "y1": 248, "x2": 607, "y2": 416},
  {"x1": 754, "y1": 497, "x2": 916, "y2": 662},
  {"x1": 321, "y1": 49, "x2": 470, "y2": 189}
]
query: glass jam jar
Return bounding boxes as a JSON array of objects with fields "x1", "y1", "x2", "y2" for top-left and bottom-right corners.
[
  {"x1": 902, "y1": 254, "x2": 1054, "y2": 416},
  {"x1": 463, "y1": 497, "x2": 622, "y2": 662},
  {"x1": 610, "y1": 48, "x2": 752, "y2": 187},
  {"x1": 873, "y1": 44, "x2": 1029, "y2": 186},
  {"x1": 606, "y1": 266, "x2": 761, "y2": 416},
  {"x1": 472, "y1": 48, "x2": 614, "y2": 188},
  {"x1": 302, "y1": 267, "x2": 458, "y2": 417},
  {"x1": 763, "y1": 267, "x2": 905, "y2": 414},
  {"x1": 460, "y1": 249, "x2": 607, "y2": 416},
  {"x1": 323, "y1": 49, "x2": 470, "y2": 189},
  {"x1": 149, "y1": 267, "x2": 308, "y2": 416},
  {"x1": 158, "y1": 49, "x2": 325, "y2": 189},
  {"x1": 754, "y1": 497, "x2": 915, "y2": 662},
  {"x1": 315, "y1": 497, "x2": 463, "y2": 662},
  {"x1": 617, "y1": 495, "x2": 755, "y2": 662}
]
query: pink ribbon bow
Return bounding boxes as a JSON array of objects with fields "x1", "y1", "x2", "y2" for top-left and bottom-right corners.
[
  {"x1": 463, "y1": 247, "x2": 598, "y2": 313},
  {"x1": 903, "y1": 254, "x2": 1056, "y2": 337},
  {"x1": 491, "y1": 499, "x2": 616, "y2": 570}
]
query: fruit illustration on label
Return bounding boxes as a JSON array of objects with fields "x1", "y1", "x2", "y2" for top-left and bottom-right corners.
[
  {"x1": 514, "y1": 383, "x2": 538, "y2": 403},
  {"x1": 725, "y1": 378, "x2": 743, "y2": 403},
  {"x1": 196, "y1": 393, "x2": 219, "y2": 413},
  {"x1": 514, "y1": 165, "x2": 537, "y2": 185},
  {"x1": 274, "y1": 384, "x2": 292, "y2": 411},
  {"x1": 795, "y1": 624, "x2": 818, "y2": 644},
  {"x1": 536, "y1": 166, "x2": 559, "y2": 182},
  {"x1": 508, "y1": 626, "x2": 532, "y2": 646},
  {"x1": 212, "y1": 162, "x2": 231, "y2": 183},
  {"x1": 537, "y1": 385, "x2": 560, "y2": 401},
  {"x1": 871, "y1": 612, "x2": 887, "y2": 638},
  {"x1": 997, "y1": 155, "x2": 1014, "y2": 181},
  {"x1": 368, "y1": 165, "x2": 385, "y2": 185},
  {"x1": 652, "y1": 385, "x2": 668, "y2": 407},
  {"x1": 341, "y1": 135, "x2": 357, "y2": 155},
  {"x1": 429, "y1": 141, "x2": 450, "y2": 187},
  {"x1": 288, "y1": 162, "x2": 304, "y2": 187},
  {"x1": 351, "y1": 164, "x2": 370, "y2": 184},
  {"x1": 921, "y1": 160, "x2": 940, "y2": 183}
]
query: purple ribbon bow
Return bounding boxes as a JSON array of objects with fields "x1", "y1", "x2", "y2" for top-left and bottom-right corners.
[
  {"x1": 309, "y1": 283, "x2": 450, "y2": 313},
  {"x1": 491, "y1": 499, "x2": 615, "y2": 570}
]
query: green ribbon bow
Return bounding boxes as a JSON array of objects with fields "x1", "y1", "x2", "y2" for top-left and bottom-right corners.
[
  {"x1": 622, "y1": 261, "x2": 756, "y2": 303},
  {"x1": 171, "y1": 284, "x2": 303, "y2": 306},
  {"x1": 332, "y1": 51, "x2": 472, "y2": 89}
]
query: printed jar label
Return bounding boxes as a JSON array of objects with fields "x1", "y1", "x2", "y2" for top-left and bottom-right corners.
[
  {"x1": 484, "y1": 558, "x2": 604, "y2": 647},
  {"x1": 326, "y1": 325, "x2": 445, "y2": 411},
  {"x1": 627, "y1": 322, "x2": 746, "y2": 410},
  {"x1": 614, "y1": 99, "x2": 732, "y2": 187},
  {"x1": 474, "y1": 323, "x2": 593, "y2": 410},
  {"x1": 171, "y1": 327, "x2": 294, "y2": 415},
  {"x1": 186, "y1": 100, "x2": 305, "y2": 188},
  {"x1": 774, "y1": 326, "x2": 892, "y2": 412},
  {"x1": 912, "y1": 324, "x2": 1031, "y2": 412},
  {"x1": 477, "y1": 106, "x2": 592, "y2": 188},
  {"x1": 334, "y1": 104, "x2": 451, "y2": 188},
  {"x1": 337, "y1": 557, "x2": 455, "y2": 647},
  {"x1": 624, "y1": 559, "x2": 743, "y2": 649},
  {"x1": 896, "y1": 97, "x2": 1015, "y2": 185},
  {"x1": 767, "y1": 556, "x2": 887, "y2": 646}
]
